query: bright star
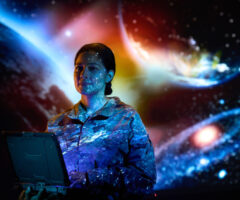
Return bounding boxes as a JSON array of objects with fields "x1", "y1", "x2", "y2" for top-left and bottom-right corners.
[
  {"x1": 65, "y1": 30, "x2": 72, "y2": 37},
  {"x1": 199, "y1": 158, "x2": 210, "y2": 166},
  {"x1": 218, "y1": 169, "x2": 227, "y2": 179},
  {"x1": 219, "y1": 99, "x2": 225, "y2": 105}
]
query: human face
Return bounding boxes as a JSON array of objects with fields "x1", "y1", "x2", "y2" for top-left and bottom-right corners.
[{"x1": 74, "y1": 52, "x2": 108, "y2": 95}]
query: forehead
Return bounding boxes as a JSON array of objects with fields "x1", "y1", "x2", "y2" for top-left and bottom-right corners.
[{"x1": 75, "y1": 51, "x2": 102, "y2": 64}]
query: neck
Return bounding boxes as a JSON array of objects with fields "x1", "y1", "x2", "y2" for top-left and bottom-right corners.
[{"x1": 80, "y1": 91, "x2": 107, "y2": 112}]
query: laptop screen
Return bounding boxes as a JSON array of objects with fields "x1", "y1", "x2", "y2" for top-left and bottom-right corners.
[{"x1": 1, "y1": 131, "x2": 70, "y2": 187}]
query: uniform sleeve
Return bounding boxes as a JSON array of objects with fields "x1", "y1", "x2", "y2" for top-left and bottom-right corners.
[
  {"x1": 82, "y1": 111, "x2": 157, "y2": 197},
  {"x1": 121, "y1": 112, "x2": 156, "y2": 192}
]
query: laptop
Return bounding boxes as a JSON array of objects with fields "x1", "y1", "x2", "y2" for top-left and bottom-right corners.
[{"x1": 1, "y1": 131, "x2": 70, "y2": 194}]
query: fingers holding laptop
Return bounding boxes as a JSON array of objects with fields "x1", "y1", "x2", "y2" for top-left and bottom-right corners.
[
  {"x1": 19, "y1": 186, "x2": 45, "y2": 200},
  {"x1": 18, "y1": 186, "x2": 63, "y2": 200},
  {"x1": 69, "y1": 171, "x2": 89, "y2": 189}
]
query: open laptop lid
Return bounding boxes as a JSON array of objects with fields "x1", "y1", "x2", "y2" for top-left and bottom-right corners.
[{"x1": 1, "y1": 131, "x2": 70, "y2": 187}]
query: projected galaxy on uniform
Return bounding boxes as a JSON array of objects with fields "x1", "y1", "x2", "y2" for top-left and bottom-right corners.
[{"x1": 0, "y1": 0, "x2": 240, "y2": 191}]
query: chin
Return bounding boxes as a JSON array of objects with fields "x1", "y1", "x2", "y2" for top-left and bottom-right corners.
[
  {"x1": 78, "y1": 89, "x2": 97, "y2": 95},
  {"x1": 76, "y1": 85, "x2": 104, "y2": 96}
]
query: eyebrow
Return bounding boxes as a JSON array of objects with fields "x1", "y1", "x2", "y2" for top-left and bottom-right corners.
[{"x1": 75, "y1": 62, "x2": 100, "y2": 66}]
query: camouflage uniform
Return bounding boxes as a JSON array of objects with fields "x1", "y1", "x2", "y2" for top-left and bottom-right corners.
[{"x1": 47, "y1": 96, "x2": 156, "y2": 199}]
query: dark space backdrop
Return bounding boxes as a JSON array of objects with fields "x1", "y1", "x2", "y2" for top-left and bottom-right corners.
[{"x1": 0, "y1": 0, "x2": 240, "y2": 199}]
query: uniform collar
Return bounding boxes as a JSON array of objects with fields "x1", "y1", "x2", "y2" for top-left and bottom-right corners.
[{"x1": 67, "y1": 96, "x2": 121, "y2": 121}]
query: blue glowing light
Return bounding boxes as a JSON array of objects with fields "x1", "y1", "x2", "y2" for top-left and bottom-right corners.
[
  {"x1": 199, "y1": 158, "x2": 210, "y2": 166},
  {"x1": 186, "y1": 166, "x2": 195, "y2": 175},
  {"x1": 218, "y1": 169, "x2": 227, "y2": 179},
  {"x1": 219, "y1": 99, "x2": 225, "y2": 105}
]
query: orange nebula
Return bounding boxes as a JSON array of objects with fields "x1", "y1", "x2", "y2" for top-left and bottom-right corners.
[{"x1": 192, "y1": 125, "x2": 221, "y2": 148}]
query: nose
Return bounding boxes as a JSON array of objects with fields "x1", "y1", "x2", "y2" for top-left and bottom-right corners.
[{"x1": 79, "y1": 66, "x2": 89, "y2": 79}]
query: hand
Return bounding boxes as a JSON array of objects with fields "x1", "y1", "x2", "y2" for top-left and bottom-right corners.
[
  {"x1": 69, "y1": 171, "x2": 89, "y2": 189},
  {"x1": 18, "y1": 186, "x2": 63, "y2": 200},
  {"x1": 18, "y1": 186, "x2": 45, "y2": 200}
]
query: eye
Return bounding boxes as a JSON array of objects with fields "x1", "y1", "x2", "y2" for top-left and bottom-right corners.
[
  {"x1": 88, "y1": 65, "x2": 98, "y2": 71},
  {"x1": 75, "y1": 64, "x2": 83, "y2": 72}
]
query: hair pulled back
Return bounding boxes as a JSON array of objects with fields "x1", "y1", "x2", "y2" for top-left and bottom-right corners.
[{"x1": 74, "y1": 43, "x2": 115, "y2": 95}]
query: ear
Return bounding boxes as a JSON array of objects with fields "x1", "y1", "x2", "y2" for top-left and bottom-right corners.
[{"x1": 106, "y1": 70, "x2": 114, "y2": 83}]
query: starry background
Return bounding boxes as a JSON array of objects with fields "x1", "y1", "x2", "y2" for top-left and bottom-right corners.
[{"x1": 0, "y1": 0, "x2": 240, "y2": 198}]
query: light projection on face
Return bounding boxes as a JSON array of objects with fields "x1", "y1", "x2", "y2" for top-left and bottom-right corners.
[{"x1": 74, "y1": 52, "x2": 108, "y2": 95}]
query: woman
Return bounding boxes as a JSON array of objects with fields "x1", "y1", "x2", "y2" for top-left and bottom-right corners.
[{"x1": 46, "y1": 43, "x2": 156, "y2": 199}]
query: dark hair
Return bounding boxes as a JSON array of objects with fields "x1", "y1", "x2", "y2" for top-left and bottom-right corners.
[{"x1": 74, "y1": 43, "x2": 116, "y2": 95}]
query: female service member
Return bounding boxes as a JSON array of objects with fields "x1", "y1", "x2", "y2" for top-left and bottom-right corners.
[{"x1": 46, "y1": 43, "x2": 156, "y2": 199}]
